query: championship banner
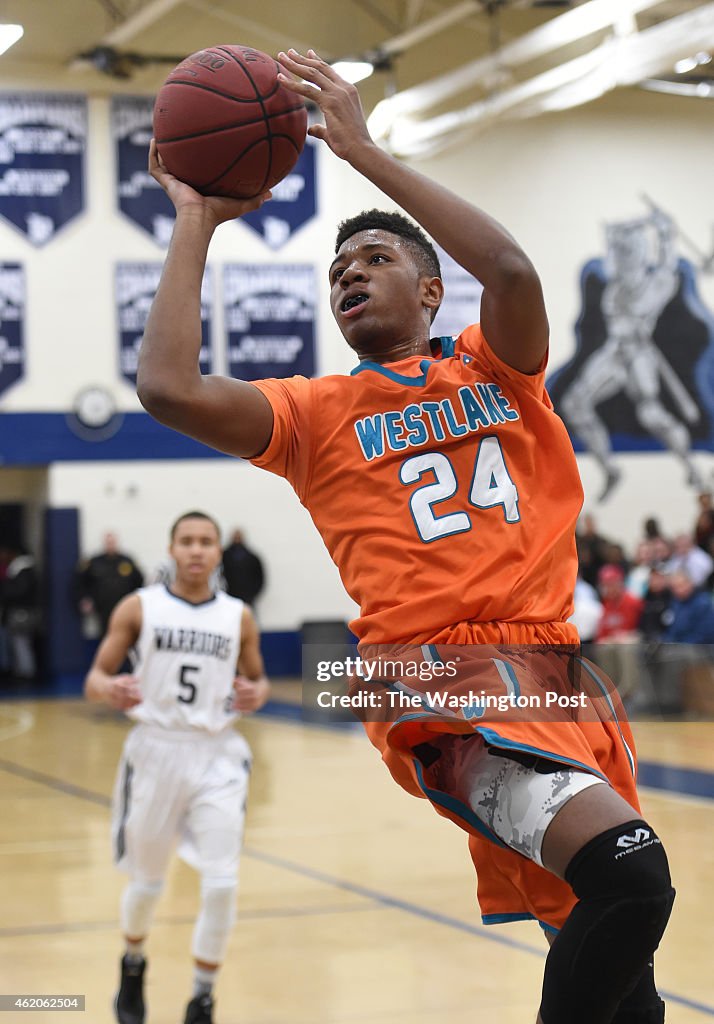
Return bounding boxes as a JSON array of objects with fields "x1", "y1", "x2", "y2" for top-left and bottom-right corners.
[
  {"x1": 240, "y1": 139, "x2": 317, "y2": 249},
  {"x1": 431, "y1": 245, "x2": 483, "y2": 339},
  {"x1": 0, "y1": 263, "x2": 24, "y2": 397},
  {"x1": 113, "y1": 96, "x2": 175, "y2": 247},
  {"x1": 224, "y1": 264, "x2": 316, "y2": 380},
  {"x1": 117, "y1": 263, "x2": 213, "y2": 385},
  {"x1": 0, "y1": 94, "x2": 87, "y2": 245}
]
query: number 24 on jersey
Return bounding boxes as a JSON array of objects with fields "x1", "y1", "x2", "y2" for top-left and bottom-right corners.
[{"x1": 400, "y1": 436, "x2": 519, "y2": 543}]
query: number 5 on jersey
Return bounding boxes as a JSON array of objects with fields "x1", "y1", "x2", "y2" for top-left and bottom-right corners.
[
  {"x1": 178, "y1": 663, "x2": 199, "y2": 704},
  {"x1": 399, "y1": 436, "x2": 519, "y2": 543}
]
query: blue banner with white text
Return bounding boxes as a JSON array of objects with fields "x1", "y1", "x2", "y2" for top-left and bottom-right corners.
[
  {"x1": 116, "y1": 263, "x2": 213, "y2": 385},
  {"x1": 224, "y1": 264, "x2": 316, "y2": 380},
  {"x1": 113, "y1": 96, "x2": 175, "y2": 247},
  {"x1": 0, "y1": 94, "x2": 86, "y2": 245},
  {"x1": 240, "y1": 140, "x2": 317, "y2": 249},
  {"x1": 0, "y1": 263, "x2": 24, "y2": 398}
]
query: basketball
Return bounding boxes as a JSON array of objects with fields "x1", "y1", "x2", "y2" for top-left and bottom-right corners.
[{"x1": 153, "y1": 44, "x2": 307, "y2": 199}]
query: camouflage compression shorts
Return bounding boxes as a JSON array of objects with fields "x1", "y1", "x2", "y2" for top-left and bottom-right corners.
[{"x1": 427, "y1": 733, "x2": 605, "y2": 867}]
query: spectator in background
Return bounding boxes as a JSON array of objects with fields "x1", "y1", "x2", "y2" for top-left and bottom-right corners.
[
  {"x1": 643, "y1": 516, "x2": 665, "y2": 543},
  {"x1": 222, "y1": 529, "x2": 265, "y2": 607},
  {"x1": 594, "y1": 564, "x2": 644, "y2": 702},
  {"x1": 650, "y1": 534, "x2": 672, "y2": 565},
  {"x1": 0, "y1": 543, "x2": 40, "y2": 682},
  {"x1": 643, "y1": 570, "x2": 714, "y2": 716},
  {"x1": 640, "y1": 565, "x2": 673, "y2": 643},
  {"x1": 665, "y1": 533, "x2": 713, "y2": 590},
  {"x1": 568, "y1": 573, "x2": 603, "y2": 653},
  {"x1": 694, "y1": 492, "x2": 714, "y2": 554},
  {"x1": 642, "y1": 517, "x2": 671, "y2": 564},
  {"x1": 575, "y1": 513, "x2": 610, "y2": 587},
  {"x1": 664, "y1": 571, "x2": 714, "y2": 645},
  {"x1": 0, "y1": 546, "x2": 9, "y2": 675},
  {"x1": 637, "y1": 565, "x2": 674, "y2": 715},
  {"x1": 602, "y1": 541, "x2": 630, "y2": 578},
  {"x1": 626, "y1": 541, "x2": 655, "y2": 598},
  {"x1": 74, "y1": 532, "x2": 144, "y2": 636},
  {"x1": 597, "y1": 565, "x2": 644, "y2": 641}
]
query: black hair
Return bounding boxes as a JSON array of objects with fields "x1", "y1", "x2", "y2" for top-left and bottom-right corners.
[
  {"x1": 170, "y1": 510, "x2": 221, "y2": 541},
  {"x1": 335, "y1": 209, "x2": 441, "y2": 281}
]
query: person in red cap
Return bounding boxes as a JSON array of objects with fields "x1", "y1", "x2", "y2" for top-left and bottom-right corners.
[
  {"x1": 595, "y1": 564, "x2": 644, "y2": 701},
  {"x1": 597, "y1": 565, "x2": 644, "y2": 640}
]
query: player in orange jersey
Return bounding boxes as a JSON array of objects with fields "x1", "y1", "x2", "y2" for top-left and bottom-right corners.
[{"x1": 138, "y1": 49, "x2": 674, "y2": 1024}]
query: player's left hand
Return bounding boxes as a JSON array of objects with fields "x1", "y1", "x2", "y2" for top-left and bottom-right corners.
[
  {"x1": 232, "y1": 675, "x2": 270, "y2": 713},
  {"x1": 276, "y1": 49, "x2": 373, "y2": 162},
  {"x1": 149, "y1": 138, "x2": 272, "y2": 224}
]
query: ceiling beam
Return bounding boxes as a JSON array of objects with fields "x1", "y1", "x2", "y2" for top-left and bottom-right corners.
[
  {"x1": 183, "y1": 0, "x2": 314, "y2": 56},
  {"x1": 102, "y1": 0, "x2": 183, "y2": 45},
  {"x1": 69, "y1": 0, "x2": 184, "y2": 71},
  {"x1": 377, "y1": 0, "x2": 485, "y2": 57},
  {"x1": 369, "y1": 0, "x2": 671, "y2": 138},
  {"x1": 386, "y1": 1, "x2": 714, "y2": 157}
]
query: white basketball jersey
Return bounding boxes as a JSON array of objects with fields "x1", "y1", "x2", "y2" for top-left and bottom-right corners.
[{"x1": 128, "y1": 584, "x2": 244, "y2": 733}]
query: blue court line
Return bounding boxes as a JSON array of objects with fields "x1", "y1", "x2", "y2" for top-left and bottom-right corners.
[
  {"x1": 261, "y1": 702, "x2": 714, "y2": 803},
  {"x1": 0, "y1": 903, "x2": 375, "y2": 939},
  {"x1": 2, "y1": 753, "x2": 713, "y2": 1017},
  {"x1": 242, "y1": 846, "x2": 714, "y2": 1018},
  {"x1": 638, "y1": 760, "x2": 714, "y2": 800},
  {"x1": 243, "y1": 845, "x2": 546, "y2": 957},
  {"x1": 0, "y1": 758, "x2": 112, "y2": 807}
]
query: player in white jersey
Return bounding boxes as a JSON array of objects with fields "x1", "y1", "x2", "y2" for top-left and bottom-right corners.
[{"x1": 85, "y1": 511, "x2": 269, "y2": 1024}]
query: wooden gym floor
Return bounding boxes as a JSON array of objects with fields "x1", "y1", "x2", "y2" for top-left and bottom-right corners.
[{"x1": 0, "y1": 696, "x2": 713, "y2": 1024}]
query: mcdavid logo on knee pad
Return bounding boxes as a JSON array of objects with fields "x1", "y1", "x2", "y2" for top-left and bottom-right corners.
[{"x1": 615, "y1": 828, "x2": 660, "y2": 858}]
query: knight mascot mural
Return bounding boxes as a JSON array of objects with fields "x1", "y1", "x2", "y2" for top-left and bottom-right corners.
[{"x1": 549, "y1": 200, "x2": 714, "y2": 502}]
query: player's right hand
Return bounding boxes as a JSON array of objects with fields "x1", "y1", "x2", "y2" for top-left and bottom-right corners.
[
  {"x1": 276, "y1": 49, "x2": 373, "y2": 163},
  {"x1": 148, "y1": 139, "x2": 272, "y2": 224},
  {"x1": 105, "y1": 674, "x2": 142, "y2": 711}
]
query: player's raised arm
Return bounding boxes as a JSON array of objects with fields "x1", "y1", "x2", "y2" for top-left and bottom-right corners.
[
  {"x1": 233, "y1": 606, "x2": 270, "y2": 713},
  {"x1": 137, "y1": 142, "x2": 275, "y2": 458},
  {"x1": 84, "y1": 594, "x2": 143, "y2": 710},
  {"x1": 278, "y1": 49, "x2": 548, "y2": 375}
]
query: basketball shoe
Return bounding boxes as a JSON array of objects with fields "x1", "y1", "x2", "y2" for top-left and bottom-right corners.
[
  {"x1": 183, "y1": 993, "x2": 214, "y2": 1024},
  {"x1": 115, "y1": 954, "x2": 146, "y2": 1024}
]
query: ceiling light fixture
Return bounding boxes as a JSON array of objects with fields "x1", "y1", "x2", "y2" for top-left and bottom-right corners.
[
  {"x1": 642, "y1": 77, "x2": 714, "y2": 98},
  {"x1": 330, "y1": 59, "x2": 375, "y2": 85},
  {"x1": 0, "y1": 23, "x2": 23, "y2": 57},
  {"x1": 675, "y1": 56, "x2": 699, "y2": 73},
  {"x1": 674, "y1": 50, "x2": 712, "y2": 73}
]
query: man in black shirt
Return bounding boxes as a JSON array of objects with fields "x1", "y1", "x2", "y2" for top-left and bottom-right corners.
[
  {"x1": 75, "y1": 532, "x2": 144, "y2": 635},
  {"x1": 221, "y1": 529, "x2": 265, "y2": 607}
]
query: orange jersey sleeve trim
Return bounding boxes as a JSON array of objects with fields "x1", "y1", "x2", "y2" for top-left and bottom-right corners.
[{"x1": 456, "y1": 324, "x2": 550, "y2": 404}]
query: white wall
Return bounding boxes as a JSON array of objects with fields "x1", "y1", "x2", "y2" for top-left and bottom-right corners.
[
  {"x1": 3, "y1": 77, "x2": 714, "y2": 622},
  {"x1": 47, "y1": 458, "x2": 359, "y2": 629}
]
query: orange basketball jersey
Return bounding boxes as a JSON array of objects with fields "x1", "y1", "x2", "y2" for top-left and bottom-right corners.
[
  {"x1": 249, "y1": 327, "x2": 637, "y2": 933},
  {"x1": 251, "y1": 324, "x2": 584, "y2": 644}
]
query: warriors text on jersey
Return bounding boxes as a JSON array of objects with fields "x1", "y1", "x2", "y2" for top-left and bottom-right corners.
[
  {"x1": 250, "y1": 325, "x2": 584, "y2": 644},
  {"x1": 129, "y1": 584, "x2": 243, "y2": 732}
]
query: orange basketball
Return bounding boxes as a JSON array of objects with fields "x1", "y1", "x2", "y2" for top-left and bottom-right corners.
[{"x1": 153, "y1": 44, "x2": 307, "y2": 199}]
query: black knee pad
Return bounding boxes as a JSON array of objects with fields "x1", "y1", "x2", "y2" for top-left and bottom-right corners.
[
  {"x1": 566, "y1": 818, "x2": 673, "y2": 899},
  {"x1": 609, "y1": 962, "x2": 665, "y2": 1023},
  {"x1": 539, "y1": 820, "x2": 675, "y2": 1024}
]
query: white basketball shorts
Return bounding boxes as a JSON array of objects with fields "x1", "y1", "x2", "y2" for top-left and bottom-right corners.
[{"x1": 112, "y1": 723, "x2": 252, "y2": 883}]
